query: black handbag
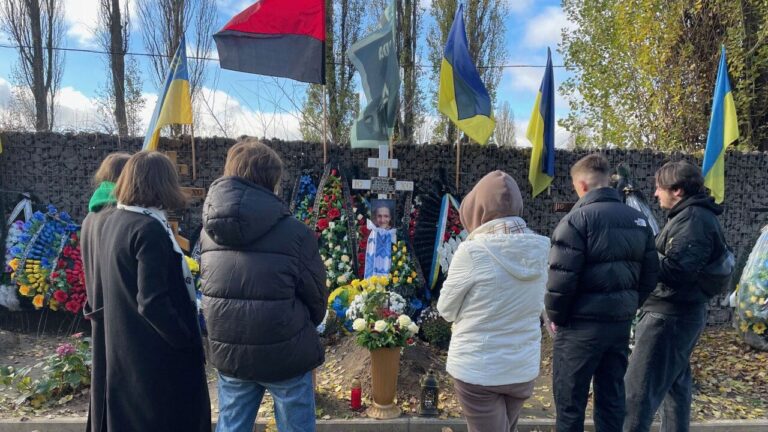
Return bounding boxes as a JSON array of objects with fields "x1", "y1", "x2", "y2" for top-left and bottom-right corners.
[{"x1": 699, "y1": 239, "x2": 735, "y2": 298}]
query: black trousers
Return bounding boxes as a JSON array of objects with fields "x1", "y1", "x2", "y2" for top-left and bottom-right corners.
[
  {"x1": 624, "y1": 306, "x2": 707, "y2": 432},
  {"x1": 553, "y1": 319, "x2": 632, "y2": 432}
]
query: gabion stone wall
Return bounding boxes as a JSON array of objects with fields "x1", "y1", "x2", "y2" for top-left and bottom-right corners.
[{"x1": 1, "y1": 132, "x2": 767, "y2": 322}]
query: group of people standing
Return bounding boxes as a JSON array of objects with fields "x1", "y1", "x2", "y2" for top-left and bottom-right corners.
[
  {"x1": 81, "y1": 140, "x2": 327, "y2": 432},
  {"x1": 79, "y1": 139, "x2": 727, "y2": 432},
  {"x1": 438, "y1": 155, "x2": 729, "y2": 432}
]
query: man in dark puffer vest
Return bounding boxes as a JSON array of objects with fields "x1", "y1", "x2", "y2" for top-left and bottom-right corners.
[
  {"x1": 546, "y1": 154, "x2": 659, "y2": 432},
  {"x1": 624, "y1": 161, "x2": 727, "y2": 432},
  {"x1": 200, "y1": 139, "x2": 327, "y2": 432}
]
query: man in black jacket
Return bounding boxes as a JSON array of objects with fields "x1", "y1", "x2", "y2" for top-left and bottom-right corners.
[
  {"x1": 624, "y1": 161, "x2": 727, "y2": 432},
  {"x1": 546, "y1": 154, "x2": 659, "y2": 432}
]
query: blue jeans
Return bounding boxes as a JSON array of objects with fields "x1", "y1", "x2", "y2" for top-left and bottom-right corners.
[
  {"x1": 624, "y1": 306, "x2": 707, "y2": 432},
  {"x1": 215, "y1": 370, "x2": 316, "y2": 432}
]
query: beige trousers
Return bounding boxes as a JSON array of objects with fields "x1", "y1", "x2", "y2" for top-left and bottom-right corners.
[{"x1": 453, "y1": 377, "x2": 536, "y2": 432}]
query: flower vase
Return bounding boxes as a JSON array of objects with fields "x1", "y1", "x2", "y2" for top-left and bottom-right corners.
[{"x1": 366, "y1": 347, "x2": 402, "y2": 419}]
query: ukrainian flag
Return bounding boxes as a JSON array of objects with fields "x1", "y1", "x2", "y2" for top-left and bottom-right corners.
[
  {"x1": 437, "y1": 4, "x2": 495, "y2": 145},
  {"x1": 703, "y1": 45, "x2": 739, "y2": 204},
  {"x1": 143, "y1": 36, "x2": 193, "y2": 151},
  {"x1": 526, "y1": 48, "x2": 555, "y2": 198}
]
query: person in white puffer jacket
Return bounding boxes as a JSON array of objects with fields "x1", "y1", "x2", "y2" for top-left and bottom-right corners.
[{"x1": 437, "y1": 170, "x2": 550, "y2": 432}]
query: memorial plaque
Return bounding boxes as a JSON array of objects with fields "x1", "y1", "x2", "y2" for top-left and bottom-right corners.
[{"x1": 370, "y1": 176, "x2": 396, "y2": 194}]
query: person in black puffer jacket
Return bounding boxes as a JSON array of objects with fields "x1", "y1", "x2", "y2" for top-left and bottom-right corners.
[
  {"x1": 624, "y1": 161, "x2": 727, "y2": 432},
  {"x1": 546, "y1": 154, "x2": 659, "y2": 432},
  {"x1": 200, "y1": 139, "x2": 327, "y2": 432}
]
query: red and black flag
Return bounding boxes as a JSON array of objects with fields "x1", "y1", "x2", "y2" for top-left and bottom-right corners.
[{"x1": 213, "y1": 0, "x2": 326, "y2": 84}]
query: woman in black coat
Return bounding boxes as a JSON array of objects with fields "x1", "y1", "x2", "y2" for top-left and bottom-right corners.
[
  {"x1": 81, "y1": 152, "x2": 129, "y2": 432},
  {"x1": 81, "y1": 151, "x2": 210, "y2": 432}
]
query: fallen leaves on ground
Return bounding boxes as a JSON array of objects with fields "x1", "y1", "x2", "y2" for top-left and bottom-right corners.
[
  {"x1": 1, "y1": 326, "x2": 766, "y2": 421},
  {"x1": 690, "y1": 326, "x2": 768, "y2": 420}
]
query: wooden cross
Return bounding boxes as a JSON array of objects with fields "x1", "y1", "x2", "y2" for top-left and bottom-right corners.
[{"x1": 352, "y1": 144, "x2": 413, "y2": 199}]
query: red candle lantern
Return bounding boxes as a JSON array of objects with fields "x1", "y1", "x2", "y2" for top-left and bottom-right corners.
[{"x1": 350, "y1": 377, "x2": 362, "y2": 410}]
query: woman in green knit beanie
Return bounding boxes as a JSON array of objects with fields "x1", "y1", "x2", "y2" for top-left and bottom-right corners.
[
  {"x1": 83, "y1": 151, "x2": 130, "y2": 432},
  {"x1": 88, "y1": 152, "x2": 131, "y2": 212}
]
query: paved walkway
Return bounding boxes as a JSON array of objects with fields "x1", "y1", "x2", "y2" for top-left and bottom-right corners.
[{"x1": 1, "y1": 418, "x2": 767, "y2": 432}]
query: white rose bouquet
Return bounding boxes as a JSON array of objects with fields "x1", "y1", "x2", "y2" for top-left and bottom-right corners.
[{"x1": 345, "y1": 276, "x2": 419, "y2": 350}]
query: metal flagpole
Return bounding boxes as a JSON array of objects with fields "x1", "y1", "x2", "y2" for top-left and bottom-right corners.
[
  {"x1": 322, "y1": 85, "x2": 328, "y2": 165},
  {"x1": 190, "y1": 123, "x2": 197, "y2": 181},
  {"x1": 455, "y1": 136, "x2": 461, "y2": 192}
]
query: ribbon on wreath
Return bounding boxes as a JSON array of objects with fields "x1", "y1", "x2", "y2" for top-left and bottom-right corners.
[
  {"x1": 6, "y1": 193, "x2": 33, "y2": 226},
  {"x1": 426, "y1": 194, "x2": 462, "y2": 297}
]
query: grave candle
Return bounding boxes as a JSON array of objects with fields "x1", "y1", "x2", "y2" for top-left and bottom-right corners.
[{"x1": 350, "y1": 377, "x2": 362, "y2": 410}]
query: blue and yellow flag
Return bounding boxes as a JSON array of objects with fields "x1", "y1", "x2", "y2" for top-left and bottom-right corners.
[
  {"x1": 143, "y1": 36, "x2": 193, "y2": 151},
  {"x1": 437, "y1": 4, "x2": 495, "y2": 145},
  {"x1": 526, "y1": 48, "x2": 555, "y2": 198},
  {"x1": 703, "y1": 46, "x2": 739, "y2": 204}
]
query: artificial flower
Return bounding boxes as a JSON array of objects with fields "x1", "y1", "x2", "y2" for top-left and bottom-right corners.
[
  {"x1": 32, "y1": 294, "x2": 44, "y2": 308},
  {"x1": 754, "y1": 322, "x2": 767, "y2": 335},
  {"x1": 397, "y1": 314, "x2": 412, "y2": 328},
  {"x1": 184, "y1": 256, "x2": 200, "y2": 274},
  {"x1": 56, "y1": 343, "x2": 76, "y2": 357},
  {"x1": 53, "y1": 290, "x2": 68, "y2": 303},
  {"x1": 374, "y1": 320, "x2": 388, "y2": 332},
  {"x1": 407, "y1": 323, "x2": 419, "y2": 335},
  {"x1": 740, "y1": 321, "x2": 750, "y2": 332},
  {"x1": 353, "y1": 318, "x2": 367, "y2": 332}
]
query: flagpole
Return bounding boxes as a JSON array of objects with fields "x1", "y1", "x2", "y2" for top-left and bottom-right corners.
[
  {"x1": 455, "y1": 135, "x2": 461, "y2": 193},
  {"x1": 388, "y1": 133, "x2": 394, "y2": 178},
  {"x1": 190, "y1": 123, "x2": 197, "y2": 181},
  {"x1": 322, "y1": 85, "x2": 328, "y2": 165}
]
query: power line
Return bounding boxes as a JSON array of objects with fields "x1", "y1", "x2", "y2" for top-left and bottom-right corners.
[{"x1": 0, "y1": 43, "x2": 567, "y2": 69}]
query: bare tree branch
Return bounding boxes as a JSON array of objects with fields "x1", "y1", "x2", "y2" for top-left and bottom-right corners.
[
  {"x1": 0, "y1": 0, "x2": 65, "y2": 131},
  {"x1": 136, "y1": 0, "x2": 216, "y2": 100}
]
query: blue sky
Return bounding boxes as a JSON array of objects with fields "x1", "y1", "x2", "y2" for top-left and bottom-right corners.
[{"x1": 0, "y1": 0, "x2": 575, "y2": 145}]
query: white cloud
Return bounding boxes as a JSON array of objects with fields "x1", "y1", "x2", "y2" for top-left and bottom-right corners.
[
  {"x1": 0, "y1": 78, "x2": 302, "y2": 139},
  {"x1": 54, "y1": 87, "x2": 103, "y2": 130},
  {"x1": 502, "y1": 65, "x2": 571, "y2": 115},
  {"x1": 506, "y1": 66, "x2": 544, "y2": 93},
  {"x1": 63, "y1": 0, "x2": 137, "y2": 46},
  {"x1": 505, "y1": 0, "x2": 535, "y2": 14},
  {"x1": 63, "y1": 0, "x2": 99, "y2": 46},
  {"x1": 194, "y1": 86, "x2": 302, "y2": 139},
  {"x1": 0, "y1": 79, "x2": 104, "y2": 131},
  {"x1": 57, "y1": 87, "x2": 94, "y2": 109},
  {"x1": 522, "y1": 6, "x2": 577, "y2": 49},
  {"x1": 0, "y1": 78, "x2": 12, "y2": 106},
  {"x1": 515, "y1": 117, "x2": 571, "y2": 149},
  {"x1": 214, "y1": 0, "x2": 250, "y2": 14}
]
